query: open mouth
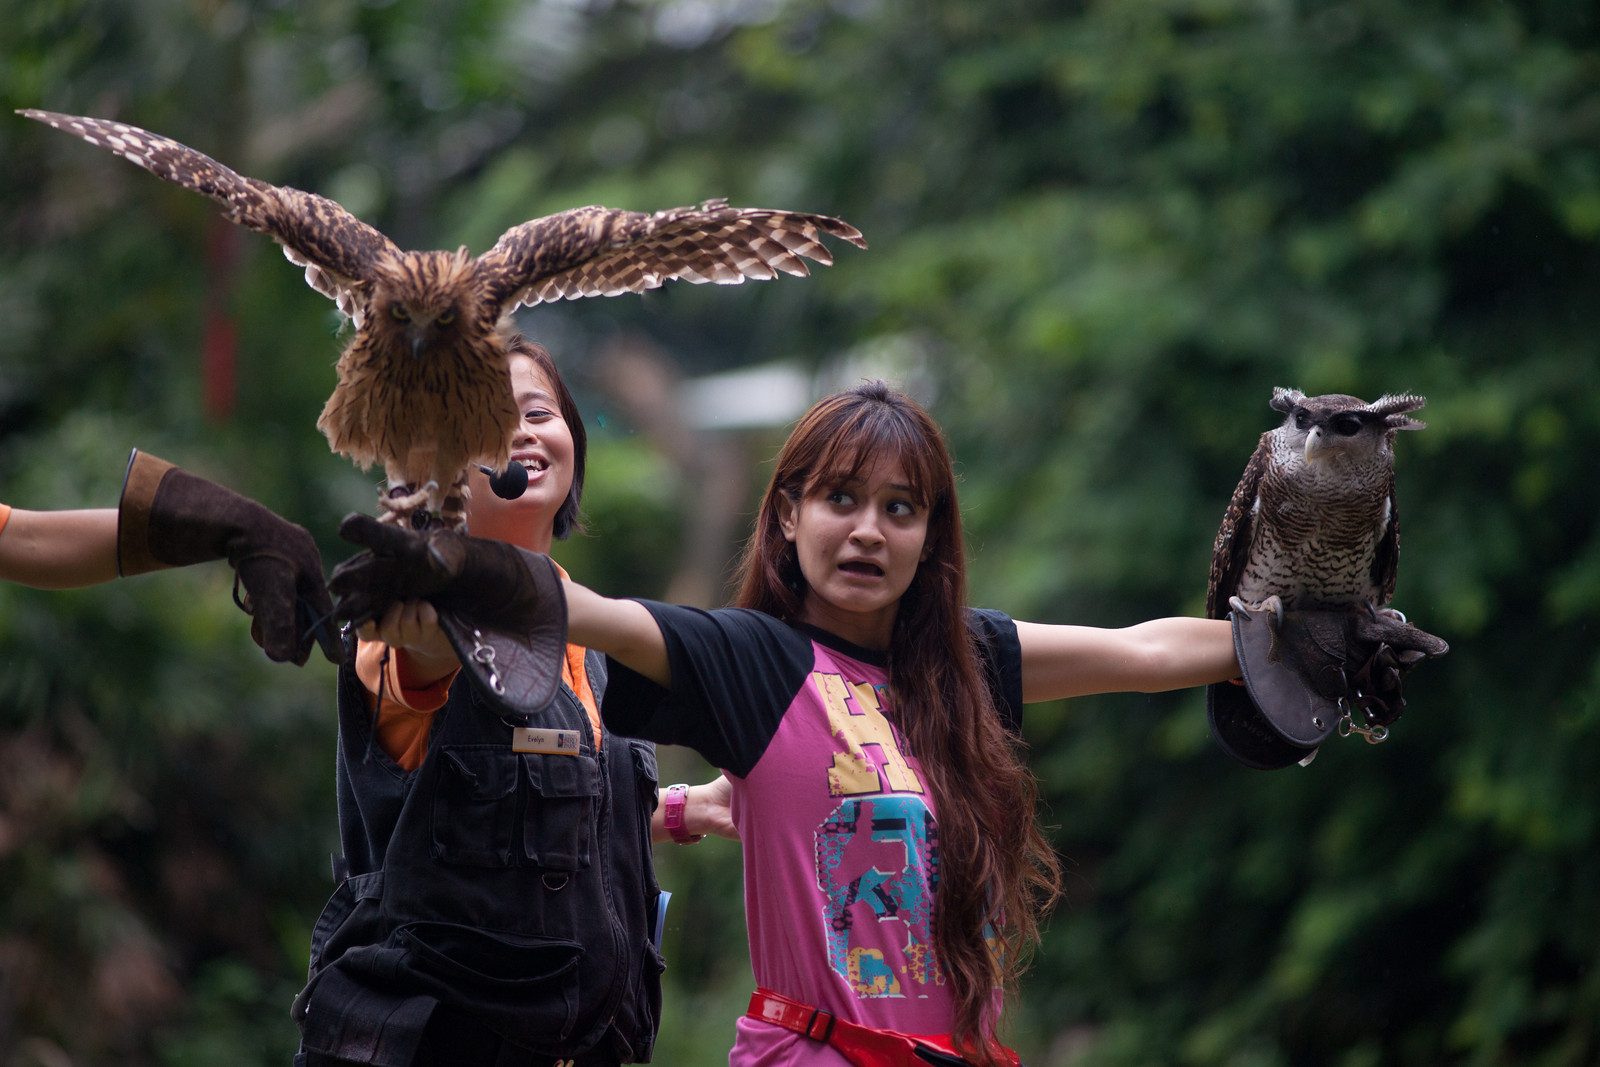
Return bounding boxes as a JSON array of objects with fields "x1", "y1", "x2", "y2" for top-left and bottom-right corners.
[
  {"x1": 839, "y1": 561, "x2": 884, "y2": 577},
  {"x1": 514, "y1": 457, "x2": 549, "y2": 473}
]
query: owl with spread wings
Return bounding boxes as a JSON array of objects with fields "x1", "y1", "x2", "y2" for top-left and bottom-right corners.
[{"x1": 22, "y1": 109, "x2": 866, "y2": 527}]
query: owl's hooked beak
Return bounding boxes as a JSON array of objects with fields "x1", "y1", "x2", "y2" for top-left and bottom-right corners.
[
  {"x1": 1303, "y1": 426, "x2": 1332, "y2": 462},
  {"x1": 411, "y1": 335, "x2": 426, "y2": 361}
]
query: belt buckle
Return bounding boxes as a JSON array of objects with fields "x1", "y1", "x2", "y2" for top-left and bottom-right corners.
[{"x1": 804, "y1": 1007, "x2": 836, "y2": 1042}]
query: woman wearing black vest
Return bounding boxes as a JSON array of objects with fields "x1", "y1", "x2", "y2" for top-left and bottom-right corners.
[{"x1": 293, "y1": 337, "x2": 731, "y2": 1067}]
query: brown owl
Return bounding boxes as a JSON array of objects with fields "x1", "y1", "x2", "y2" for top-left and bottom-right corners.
[
  {"x1": 22, "y1": 108, "x2": 866, "y2": 526},
  {"x1": 1207, "y1": 387, "x2": 1427, "y2": 621}
]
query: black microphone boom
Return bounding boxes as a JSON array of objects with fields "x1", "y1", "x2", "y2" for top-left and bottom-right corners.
[{"x1": 479, "y1": 463, "x2": 529, "y2": 500}]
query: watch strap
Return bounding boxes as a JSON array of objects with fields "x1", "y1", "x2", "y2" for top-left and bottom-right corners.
[{"x1": 664, "y1": 782, "x2": 703, "y2": 844}]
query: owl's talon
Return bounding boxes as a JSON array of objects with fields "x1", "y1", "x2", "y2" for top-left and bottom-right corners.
[
  {"x1": 378, "y1": 484, "x2": 437, "y2": 527},
  {"x1": 1230, "y1": 594, "x2": 1285, "y2": 628},
  {"x1": 381, "y1": 488, "x2": 430, "y2": 512}
]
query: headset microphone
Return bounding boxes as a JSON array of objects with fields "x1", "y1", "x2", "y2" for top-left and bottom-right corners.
[{"x1": 479, "y1": 463, "x2": 529, "y2": 500}]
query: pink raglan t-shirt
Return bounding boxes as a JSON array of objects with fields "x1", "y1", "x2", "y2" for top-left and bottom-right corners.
[{"x1": 602, "y1": 603, "x2": 1024, "y2": 1066}]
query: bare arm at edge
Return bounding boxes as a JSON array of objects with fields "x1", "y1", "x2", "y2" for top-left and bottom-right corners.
[{"x1": 0, "y1": 508, "x2": 120, "y2": 589}]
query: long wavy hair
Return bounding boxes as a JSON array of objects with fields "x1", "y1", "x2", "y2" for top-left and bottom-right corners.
[{"x1": 734, "y1": 382, "x2": 1062, "y2": 1063}]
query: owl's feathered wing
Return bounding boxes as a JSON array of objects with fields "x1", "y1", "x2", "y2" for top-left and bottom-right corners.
[
  {"x1": 19, "y1": 109, "x2": 398, "y2": 322},
  {"x1": 24, "y1": 109, "x2": 868, "y2": 529},
  {"x1": 1206, "y1": 433, "x2": 1270, "y2": 620},
  {"x1": 477, "y1": 200, "x2": 868, "y2": 313},
  {"x1": 1372, "y1": 470, "x2": 1401, "y2": 606}
]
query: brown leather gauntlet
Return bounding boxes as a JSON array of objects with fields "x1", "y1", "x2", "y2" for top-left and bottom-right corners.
[
  {"x1": 1208, "y1": 598, "x2": 1448, "y2": 770},
  {"x1": 329, "y1": 513, "x2": 567, "y2": 715},
  {"x1": 117, "y1": 449, "x2": 343, "y2": 666}
]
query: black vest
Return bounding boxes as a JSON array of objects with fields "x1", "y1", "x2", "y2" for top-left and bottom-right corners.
[{"x1": 294, "y1": 653, "x2": 663, "y2": 1064}]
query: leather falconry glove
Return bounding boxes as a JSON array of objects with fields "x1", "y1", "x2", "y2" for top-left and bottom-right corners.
[
  {"x1": 1208, "y1": 598, "x2": 1448, "y2": 770},
  {"x1": 329, "y1": 513, "x2": 567, "y2": 715},
  {"x1": 117, "y1": 449, "x2": 344, "y2": 666}
]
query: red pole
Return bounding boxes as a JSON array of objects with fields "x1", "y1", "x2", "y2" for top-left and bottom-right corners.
[{"x1": 201, "y1": 218, "x2": 242, "y2": 422}]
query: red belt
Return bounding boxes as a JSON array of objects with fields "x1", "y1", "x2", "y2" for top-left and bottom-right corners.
[{"x1": 746, "y1": 988, "x2": 1020, "y2": 1067}]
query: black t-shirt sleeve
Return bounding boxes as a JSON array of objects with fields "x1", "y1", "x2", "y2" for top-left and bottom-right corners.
[
  {"x1": 600, "y1": 601, "x2": 815, "y2": 777},
  {"x1": 967, "y1": 607, "x2": 1024, "y2": 736}
]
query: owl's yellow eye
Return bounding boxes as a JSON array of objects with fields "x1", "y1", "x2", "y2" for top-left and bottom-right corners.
[
  {"x1": 390, "y1": 303, "x2": 410, "y2": 322},
  {"x1": 437, "y1": 309, "x2": 456, "y2": 325}
]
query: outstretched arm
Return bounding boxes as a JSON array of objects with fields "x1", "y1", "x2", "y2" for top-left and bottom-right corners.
[
  {"x1": 330, "y1": 517, "x2": 672, "y2": 685},
  {"x1": 0, "y1": 507, "x2": 119, "y2": 589},
  {"x1": 1016, "y1": 616, "x2": 1239, "y2": 703},
  {"x1": 563, "y1": 578, "x2": 672, "y2": 687}
]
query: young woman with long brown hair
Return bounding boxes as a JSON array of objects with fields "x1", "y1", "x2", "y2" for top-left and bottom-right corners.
[{"x1": 556, "y1": 381, "x2": 1243, "y2": 1066}]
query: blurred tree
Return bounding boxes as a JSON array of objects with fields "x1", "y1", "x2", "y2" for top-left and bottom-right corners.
[{"x1": 3, "y1": 0, "x2": 1599, "y2": 1064}]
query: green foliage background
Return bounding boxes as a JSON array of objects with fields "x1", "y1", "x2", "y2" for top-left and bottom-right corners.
[{"x1": 2, "y1": 1, "x2": 1597, "y2": 1064}]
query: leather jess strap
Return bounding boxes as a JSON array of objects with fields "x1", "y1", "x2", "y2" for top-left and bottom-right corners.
[{"x1": 746, "y1": 988, "x2": 1020, "y2": 1067}]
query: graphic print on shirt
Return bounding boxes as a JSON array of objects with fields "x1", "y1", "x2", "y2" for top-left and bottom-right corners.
[{"x1": 812, "y1": 669, "x2": 942, "y2": 998}]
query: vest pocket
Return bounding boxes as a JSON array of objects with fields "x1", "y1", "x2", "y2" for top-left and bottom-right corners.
[
  {"x1": 396, "y1": 921, "x2": 583, "y2": 1039},
  {"x1": 432, "y1": 746, "x2": 518, "y2": 867},
  {"x1": 628, "y1": 740, "x2": 662, "y2": 896},
  {"x1": 629, "y1": 740, "x2": 659, "y2": 794},
  {"x1": 306, "y1": 871, "x2": 385, "y2": 975},
  {"x1": 398, "y1": 921, "x2": 583, "y2": 984},
  {"x1": 521, "y1": 752, "x2": 599, "y2": 871}
]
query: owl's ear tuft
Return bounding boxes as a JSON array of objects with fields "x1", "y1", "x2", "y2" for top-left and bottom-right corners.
[
  {"x1": 1270, "y1": 387, "x2": 1305, "y2": 415},
  {"x1": 1368, "y1": 393, "x2": 1427, "y2": 431}
]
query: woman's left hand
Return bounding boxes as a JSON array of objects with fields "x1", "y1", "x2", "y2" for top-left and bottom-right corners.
[
  {"x1": 358, "y1": 598, "x2": 460, "y2": 677},
  {"x1": 655, "y1": 775, "x2": 739, "y2": 843}
]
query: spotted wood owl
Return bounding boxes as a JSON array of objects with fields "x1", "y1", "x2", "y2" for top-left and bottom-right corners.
[
  {"x1": 1206, "y1": 387, "x2": 1426, "y2": 620},
  {"x1": 22, "y1": 109, "x2": 866, "y2": 526}
]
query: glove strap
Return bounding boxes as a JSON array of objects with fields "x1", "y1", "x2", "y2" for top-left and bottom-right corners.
[{"x1": 434, "y1": 552, "x2": 567, "y2": 718}]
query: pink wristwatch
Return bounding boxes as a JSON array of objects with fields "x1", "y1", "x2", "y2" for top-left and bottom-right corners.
[{"x1": 663, "y1": 783, "x2": 703, "y2": 844}]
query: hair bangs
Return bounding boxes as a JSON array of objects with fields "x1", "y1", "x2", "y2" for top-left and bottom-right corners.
[{"x1": 803, "y1": 396, "x2": 947, "y2": 511}]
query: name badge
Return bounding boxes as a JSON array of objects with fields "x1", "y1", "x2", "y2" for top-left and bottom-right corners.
[{"x1": 512, "y1": 727, "x2": 582, "y2": 755}]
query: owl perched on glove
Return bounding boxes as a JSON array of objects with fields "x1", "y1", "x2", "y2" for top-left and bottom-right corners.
[
  {"x1": 1207, "y1": 387, "x2": 1427, "y2": 620},
  {"x1": 22, "y1": 109, "x2": 866, "y2": 528},
  {"x1": 1203, "y1": 387, "x2": 1443, "y2": 768}
]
